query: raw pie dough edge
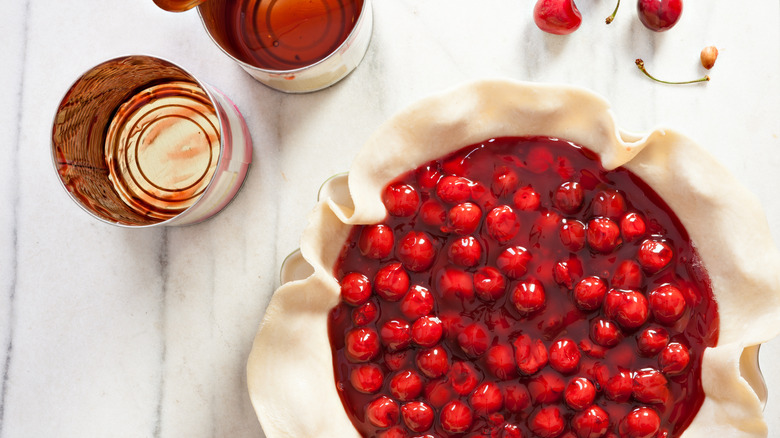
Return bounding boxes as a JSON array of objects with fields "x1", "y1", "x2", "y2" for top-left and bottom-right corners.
[{"x1": 247, "y1": 79, "x2": 780, "y2": 438}]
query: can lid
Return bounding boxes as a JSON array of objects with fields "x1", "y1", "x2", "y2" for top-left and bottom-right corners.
[{"x1": 153, "y1": 0, "x2": 208, "y2": 12}]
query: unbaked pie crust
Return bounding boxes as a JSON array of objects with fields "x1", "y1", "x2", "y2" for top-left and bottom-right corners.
[{"x1": 247, "y1": 80, "x2": 780, "y2": 437}]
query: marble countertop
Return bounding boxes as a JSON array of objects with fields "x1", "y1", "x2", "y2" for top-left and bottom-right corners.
[{"x1": 2, "y1": 0, "x2": 779, "y2": 436}]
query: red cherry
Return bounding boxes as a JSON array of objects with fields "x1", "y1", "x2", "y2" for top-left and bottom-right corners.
[
  {"x1": 553, "y1": 256, "x2": 583, "y2": 289},
  {"x1": 381, "y1": 319, "x2": 412, "y2": 352},
  {"x1": 437, "y1": 175, "x2": 475, "y2": 204},
  {"x1": 417, "y1": 165, "x2": 442, "y2": 189},
  {"x1": 496, "y1": 246, "x2": 533, "y2": 279},
  {"x1": 633, "y1": 368, "x2": 670, "y2": 404},
  {"x1": 636, "y1": 326, "x2": 670, "y2": 357},
  {"x1": 637, "y1": 239, "x2": 673, "y2": 273},
  {"x1": 590, "y1": 318, "x2": 622, "y2": 347},
  {"x1": 474, "y1": 266, "x2": 507, "y2": 301},
  {"x1": 340, "y1": 272, "x2": 372, "y2": 306},
  {"x1": 352, "y1": 300, "x2": 379, "y2": 326},
  {"x1": 559, "y1": 219, "x2": 586, "y2": 251},
  {"x1": 494, "y1": 423, "x2": 523, "y2": 438},
  {"x1": 564, "y1": 377, "x2": 596, "y2": 411},
  {"x1": 397, "y1": 231, "x2": 436, "y2": 272},
  {"x1": 411, "y1": 316, "x2": 444, "y2": 348},
  {"x1": 619, "y1": 406, "x2": 661, "y2": 438},
  {"x1": 611, "y1": 260, "x2": 643, "y2": 290},
  {"x1": 572, "y1": 405, "x2": 610, "y2": 438},
  {"x1": 384, "y1": 351, "x2": 412, "y2": 371},
  {"x1": 513, "y1": 334, "x2": 549, "y2": 375},
  {"x1": 581, "y1": 362, "x2": 609, "y2": 389},
  {"x1": 529, "y1": 406, "x2": 566, "y2": 437},
  {"x1": 389, "y1": 370, "x2": 424, "y2": 401},
  {"x1": 437, "y1": 267, "x2": 475, "y2": 303},
  {"x1": 637, "y1": 0, "x2": 683, "y2": 32},
  {"x1": 526, "y1": 145, "x2": 555, "y2": 173},
  {"x1": 604, "y1": 289, "x2": 649, "y2": 330},
  {"x1": 449, "y1": 361, "x2": 479, "y2": 395},
  {"x1": 384, "y1": 183, "x2": 420, "y2": 217},
  {"x1": 470, "y1": 382, "x2": 504, "y2": 416},
  {"x1": 513, "y1": 185, "x2": 542, "y2": 211},
  {"x1": 401, "y1": 401, "x2": 435, "y2": 432},
  {"x1": 504, "y1": 383, "x2": 531, "y2": 412},
  {"x1": 554, "y1": 181, "x2": 584, "y2": 213},
  {"x1": 458, "y1": 322, "x2": 491, "y2": 357},
  {"x1": 448, "y1": 236, "x2": 483, "y2": 267},
  {"x1": 511, "y1": 278, "x2": 546, "y2": 315},
  {"x1": 359, "y1": 224, "x2": 394, "y2": 259},
  {"x1": 377, "y1": 425, "x2": 407, "y2": 438},
  {"x1": 471, "y1": 182, "x2": 497, "y2": 210},
  {"x1": 486, "y1": 205, "x2": 520, "y2": 243},
  {"x1": 533, "y1": 0, "x2": 582, "y2": 35},
  {"x1": 374, "y1": 262, "x2": 410, "y2": 301},
  {"x1": 659, "y1": 342, "x2": 690, "y2": 375},
  {"x1": 400, "y1": 285, "x2": 434, "y2": 320},
  {"x1": 486, "y1": 344, "x2": 517, "y2": 380},
  {"x1": 420, "y1": 200, "x2": 446, "y2": 227},
  {"x1": 448, "y1": 202, "x2": 483, "y2": 235},
  {"x1": 439, "y1": 311, "x2": 466, "y2": 340},
  {"x1": 416, "y1": 346, "x2": 450, "y2": 378},
  {"x1": 555, "y1": 155, "x2": 576, "y2": 180},
  {"x1": 366, "y1": 396, "x2": 400, "y2": 429},
  {"x1": 492, "y1": 166, "x2": 520, "y2": 197},
  {"x1": 345, "y1": 327, "x2": 380, "y2": 362},
  {"x1": 534, "y1": 210, "x2": 563, "y2": 237},
  {"x1": 591, "y1": 189, "x2": 626, "y2": 219},
  {"x1": 604, "y1": 368, "x2": 633, "y2": 402},
  {"x1": 440, "y1": 400, "x2": 474, "y2": 433},
  {"x1": 648, "y1": 284, "x2": 687, "y2": 325},
  {"x1": 586, "y1": 218, "x2": 622, "y2": 253},
  {"x1": 424, "y1": 378, "x2": 455, "y2": 408},
  {"x1": 621, "y1": 213, "x2": 646, "y2": 242},
  {"x1": 442, "y1": 153, "x2": 471, "y2": 176},
  {"x1": 529, "y1": 372, "x2": 566, "y2": 404},
  {"x1": 350, "y1": 364, "x2": 384, "y2": 394},
  {"x1": 573, "y1": 276, "x2": 607, "y2": 311},
  {"x1": 549, "y1": 338, "x2": 581, "y2": 374}
]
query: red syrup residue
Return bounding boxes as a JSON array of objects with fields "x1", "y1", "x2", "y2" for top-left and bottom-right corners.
[{"x1": 328, "y1": 137, "x2": 719, "y2": 438}]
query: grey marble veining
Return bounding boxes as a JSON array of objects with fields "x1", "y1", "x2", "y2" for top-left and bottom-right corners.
[
  {"x1": 0, "y1": 0, "x2": 30, "y2": 433},
  {"x1": 1, "y1": 0, "x2": 779, "y2": 437}
]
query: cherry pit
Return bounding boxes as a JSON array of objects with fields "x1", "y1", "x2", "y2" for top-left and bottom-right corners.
[{"x1": 329, "y1": 137, "x2": 718, "y2": 438}]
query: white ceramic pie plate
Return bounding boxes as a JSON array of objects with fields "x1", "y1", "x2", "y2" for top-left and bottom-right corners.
[{"x1": 249, "y1": 80, "x2": 780, "y2": 438}]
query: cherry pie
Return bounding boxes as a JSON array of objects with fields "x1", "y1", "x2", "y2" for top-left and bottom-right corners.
[{"x1": 247, "y1": 81, "x2": 780, "y2": 438}]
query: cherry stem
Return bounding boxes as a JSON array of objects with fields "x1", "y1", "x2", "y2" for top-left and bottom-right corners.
[
  {"x1": 606, "y1": 0, "x2": 620, "y2": 24},
  {"x1": 635, "y1": 59, "x2": 710, "y2": 85}
]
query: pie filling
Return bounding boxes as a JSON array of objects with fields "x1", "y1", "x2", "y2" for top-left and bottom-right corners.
[{"x1": 328, "y1": 137, "x2": 719, "y2": 438}]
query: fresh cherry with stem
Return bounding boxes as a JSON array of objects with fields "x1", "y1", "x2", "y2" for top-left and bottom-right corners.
[
  {"x1": 635, "y1": 59, "x2": 709, "y2": 85},
  {"x1": 534, "y1": 0, "x2": 582, "y2": 35},
  {"x1": 637, "y1": 0, "x2": 683, "y2": 32}
]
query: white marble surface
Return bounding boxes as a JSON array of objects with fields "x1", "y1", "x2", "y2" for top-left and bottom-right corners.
[{"x1": 1, "y1": 0, "x2": 779, "y2": 436}]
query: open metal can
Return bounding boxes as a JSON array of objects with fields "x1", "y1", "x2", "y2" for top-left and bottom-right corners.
[
  {"x1": 197, "y1": 0, "x2": 373, "y2": 93},
  {"x1": 51, "y1": 55, "x2": 253, "y2": 227}
]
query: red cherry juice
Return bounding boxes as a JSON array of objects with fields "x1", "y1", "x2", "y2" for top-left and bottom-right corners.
[{"x1": 214, "y1": 0, "x2": 364, "y2": 70}]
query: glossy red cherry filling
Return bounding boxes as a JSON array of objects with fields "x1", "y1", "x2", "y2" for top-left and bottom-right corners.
[{"x1": 329, "y1": 137, "x2": 718, "y2": 438}]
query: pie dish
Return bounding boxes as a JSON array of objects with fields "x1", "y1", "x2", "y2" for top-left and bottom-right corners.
[{"x1": 247, "y1": 80, "x2": 780, "y2": 437}]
